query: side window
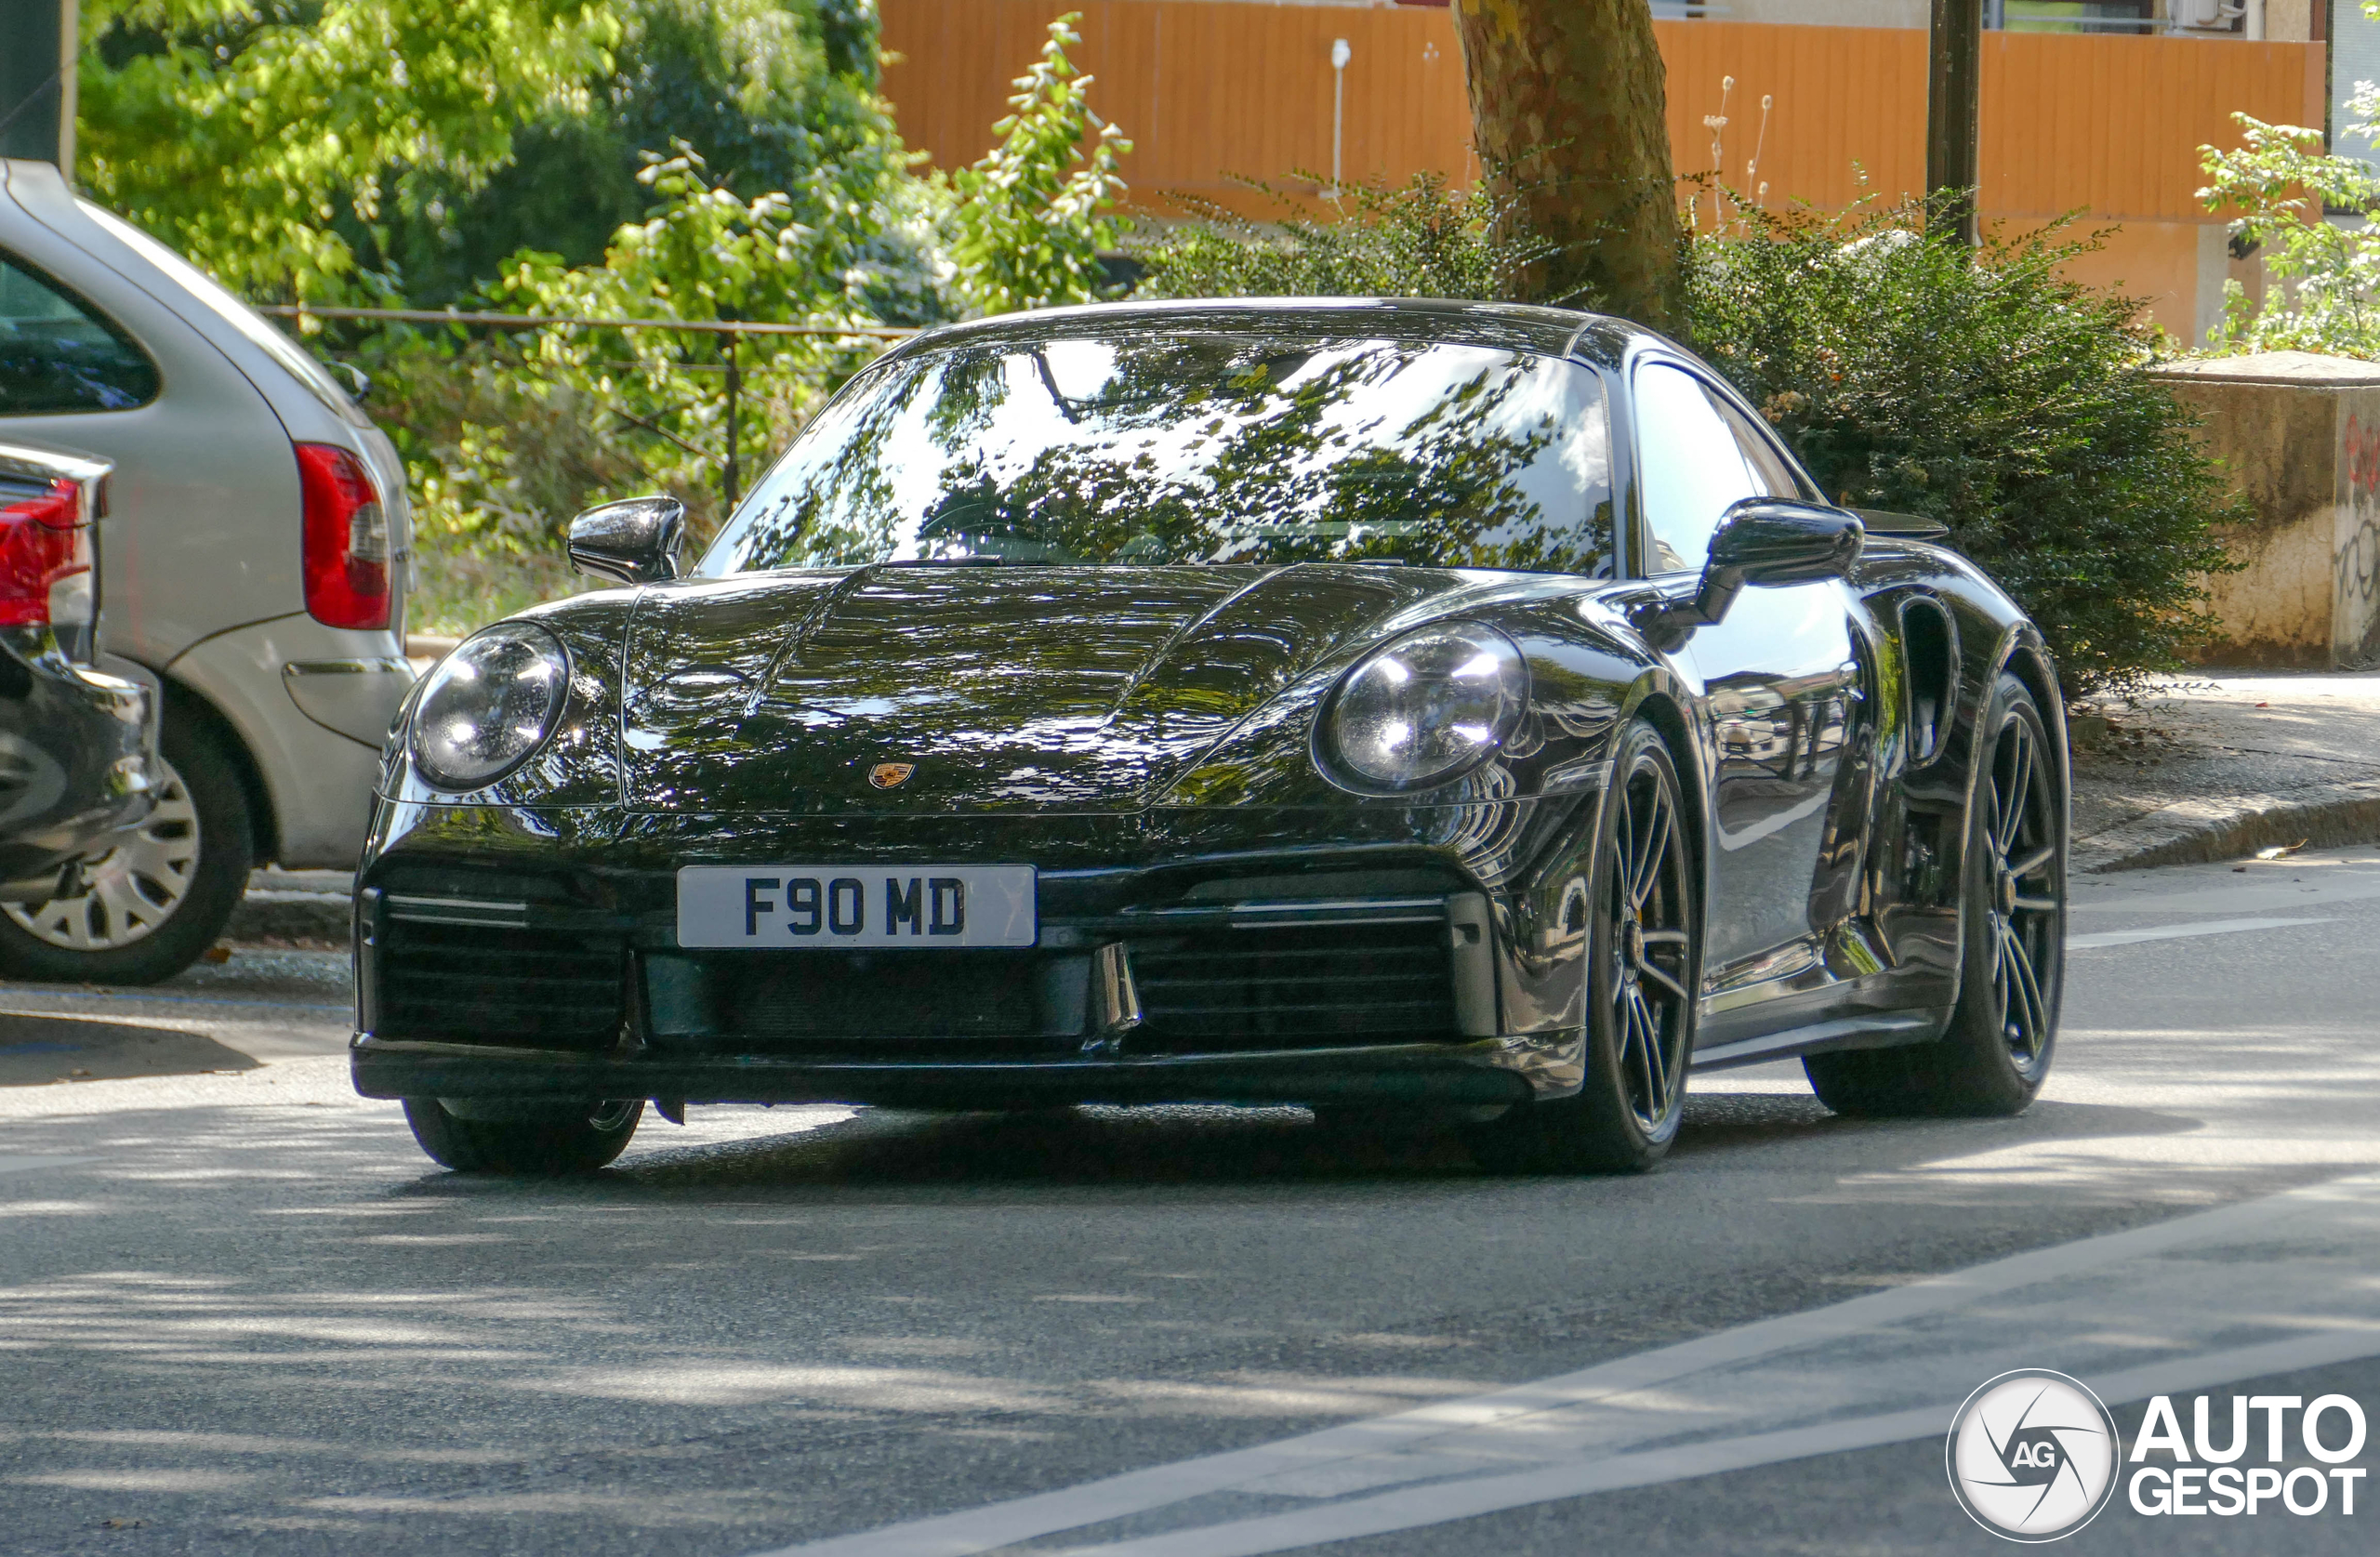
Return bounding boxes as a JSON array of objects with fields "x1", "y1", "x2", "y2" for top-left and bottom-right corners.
[
  {"x1": 1633, "y1": 362, "x2": 1759, "y2": 574},
  {"x1": 0, "y1": 251, "x2": 161, "y2": 415},
  {"x1": 1712, "y1": 393, "x2": 1807, "y2": 499}
]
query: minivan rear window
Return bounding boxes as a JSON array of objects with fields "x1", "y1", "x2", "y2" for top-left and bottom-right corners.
[
  {"x1": 0, "y1": 250, "x2": 161, "y2": 415},
  {"x1": 77, "y1": 203, "x2": 371, "y2": 430}
]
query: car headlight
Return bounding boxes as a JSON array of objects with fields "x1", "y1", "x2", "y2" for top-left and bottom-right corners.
[
  {"x1": 1319, "y1": 621, "x2": 1529, "y2": 792},
  {"x1": 408, "y1": 623, "x2": 570, "y2": 791}
]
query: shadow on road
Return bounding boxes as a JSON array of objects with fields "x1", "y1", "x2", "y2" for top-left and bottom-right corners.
[
  {"x1": 0, "y1": 1012, "x2": 261, "y2": 1088},
  {"x1": 467, "y1": 1089, "x2": 2212, "y2": 1198}
]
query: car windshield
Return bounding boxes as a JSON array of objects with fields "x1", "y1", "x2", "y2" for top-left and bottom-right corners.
[{"x1": 698, "y1": 327, "x2": 1615, "y2": 574}]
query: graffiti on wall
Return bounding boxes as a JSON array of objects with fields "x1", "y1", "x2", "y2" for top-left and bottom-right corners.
[{"x1": 2337, "y1": 410, "x2": 2380, "y2": 665}]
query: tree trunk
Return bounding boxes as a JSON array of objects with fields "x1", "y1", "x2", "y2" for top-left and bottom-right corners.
[{"x1": 1449, "y1": 0, "x2": 1682, "y2": 331}]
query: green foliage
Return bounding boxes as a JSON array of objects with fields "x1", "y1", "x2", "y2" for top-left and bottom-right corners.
[
  {"x1": 1686, "y1": 197, "x2": 2241, "y2": 694},
  {"x1": 78, "y1": 3, "x2": 1142, "y2": 632},
  {"x1": 941, "y1": 12, "x2": 1132, "y2": 315},
  {"x1": 392, "y1": 0, "x2": 925, "y2": 313},
  {"x1": 1135, "y1": 171, "x2": 1554, "y2": 304},
  {"x1": 2196, "y1": 96, "x2": 2380, "y2": 357},
  {"x1": 353, "y1": 145, "x2": 912, "y2": 630},
  {"x1": 79, "y1": 0, "x2": 619, "y2": 303}
]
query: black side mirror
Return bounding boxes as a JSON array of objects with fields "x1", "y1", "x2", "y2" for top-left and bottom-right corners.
[
  {"x1": 1643, "y1": 499, "x2": 1863, "y2": 643},
  {"x1": 567, "y1": 496, "x2": 686, "y2": 585}
]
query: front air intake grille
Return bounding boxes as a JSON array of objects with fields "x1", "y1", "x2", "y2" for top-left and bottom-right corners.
[
  {"x1": 710, "y1": 953, "x2": 1048, "y2": 1053},
  {"x1": 376, "y1": 917, "x2": 625, "y2": 1049},
  {"x1": 1125, "y1": 912, "x2": 1458, "y2": 1054}
]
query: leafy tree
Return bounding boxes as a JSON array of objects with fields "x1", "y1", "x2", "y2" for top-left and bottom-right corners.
[
  {"x1": 2196, "y1": 91, "x2": 2380, "y2": 357},
  {"x1": 940, "y1": 12, "x2": 1132, "y2": 316},
  {"x1": 79, "y1": 0, "x2": 619, "y2": 302},
  {"x1": 392, "y1": 0, "x2": 920, "y2": 311}
]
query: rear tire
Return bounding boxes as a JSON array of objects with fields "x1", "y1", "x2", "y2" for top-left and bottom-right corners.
[
  {"x1": 0, "y1": 714, "x2": 253, "y2": 984},
  {"x1": 1805, "y1": 672, "x2": 2063, "y2": 1117},
  {"x1": 1467, "y1": 719, "x2": 1698, "y2": 1174},
  {"x1": 403, "y1": 1098, "x2": 643, "y2": 1175}
]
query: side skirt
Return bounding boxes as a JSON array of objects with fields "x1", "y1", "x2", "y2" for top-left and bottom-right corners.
[{"x1": 1687, "y1": 1008, "x2": 1945, "y2": 1073}]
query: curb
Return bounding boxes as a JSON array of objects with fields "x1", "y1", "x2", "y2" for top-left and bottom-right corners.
[
  {"x1": 227, "y1": 891, "x2": 350, "y2": 946},
  {"x1": 2072, "y1": 778, "x2": 2380, "y2": 874}
]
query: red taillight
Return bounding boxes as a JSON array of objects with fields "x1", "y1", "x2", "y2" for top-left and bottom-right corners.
[
  {"x1": 297, "y1": 442, "x2": 390, "y2": 630},
  {"x1": 0, "y1": 477, "x2": 92, "y2": 629}
]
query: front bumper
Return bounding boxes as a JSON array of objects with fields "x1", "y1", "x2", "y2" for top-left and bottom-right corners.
[
  {"x1": 350, "y1": 798, "x2": 1599, "y2": 1109},
  {"x1": 349, "y1": 1031, "x2": 1563, "y2": 1110}
]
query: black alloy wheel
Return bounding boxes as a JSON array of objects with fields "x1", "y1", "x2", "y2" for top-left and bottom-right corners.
[
  {"x1": 403, "y1": 1098, "x2": 644, "y2": 1175},
  {"x1": 1470, "y1": 719, "x2": 1698, "y2": 1173},
  {"x1": 1806, "y1": 672, "x2": 2065, "y2": 1116}
]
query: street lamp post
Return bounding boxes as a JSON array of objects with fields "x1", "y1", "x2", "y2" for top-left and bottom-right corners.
[
  {"x1": 0, "y1": 0, "x2": 77, "y2": 173},
  {"x1": 1329, "y1": 37, "x2": 1351, "y2": 203}
]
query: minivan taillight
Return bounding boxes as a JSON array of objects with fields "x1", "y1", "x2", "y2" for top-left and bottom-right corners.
[
  {"x1": 0, "y1": 477, "x2": 94, "y2": 635},
  {"x1": 297, "y1": 442, "x2": 390, "y2": 630}
]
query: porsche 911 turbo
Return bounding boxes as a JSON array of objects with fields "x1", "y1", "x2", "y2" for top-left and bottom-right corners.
[{"x1": 350, "y1": 298, "x2": 2068, "y2": 1176}]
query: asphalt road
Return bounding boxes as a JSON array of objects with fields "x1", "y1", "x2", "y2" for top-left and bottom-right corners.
[{"x1": 4, "y1": 849, "x2": 2378, "y2": 1555}]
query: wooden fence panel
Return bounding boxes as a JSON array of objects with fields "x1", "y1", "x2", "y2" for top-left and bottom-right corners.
[{"x1": 879, "y1": 3, "x2": 2320, "y2": 226}]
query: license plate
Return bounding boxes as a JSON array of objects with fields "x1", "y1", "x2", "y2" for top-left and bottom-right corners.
[{"x1": 676, "y1": 864, "x2": 1037, "y2": 949}]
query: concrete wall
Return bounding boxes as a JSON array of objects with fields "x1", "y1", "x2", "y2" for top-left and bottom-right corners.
[{"x1": 2155, "y1": 351, "x2": 2380, "y2": 666}]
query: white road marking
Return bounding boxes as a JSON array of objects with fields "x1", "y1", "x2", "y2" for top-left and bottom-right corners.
[
  {"x1": 1041, "y1": 1329, "x2": 2380, "y2": 1557},
  {"x1": 753, "y1": 1172, "x2": 2380, "y2": 1557},
  {"x1": 1714, "y1": 789, "x2": 1831, "y2": 852},
  {"x1": 0, "y1": 1155, "x2": 97, "y2": 1178},
  {"x1": 2067, "y1": 916, "x2": 2330, "y2": 949}
]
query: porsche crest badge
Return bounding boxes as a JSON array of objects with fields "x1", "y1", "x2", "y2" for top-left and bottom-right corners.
[{"x1": 868, "y1": 762, "x2": 917, "y2": 790}]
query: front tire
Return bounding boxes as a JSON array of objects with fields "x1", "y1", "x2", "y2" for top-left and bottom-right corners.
[
  {"x1": 0, "y1": 715, "x2": 254, "y2": 984},
  {"x1": 1468, "y1": 719, "x2": 1699, "y2": 1174},
  {"x1": 1805, "y1": 672, "x2": 2064, "y2": 1116},
  {"x1": 403, "y1": 1098, "x2": 643, "y2": 1175}
]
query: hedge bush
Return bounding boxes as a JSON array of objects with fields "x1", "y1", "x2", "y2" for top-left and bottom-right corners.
[{"x1": 1687, "y1": 199, "x2": 2241, "y2": 694}]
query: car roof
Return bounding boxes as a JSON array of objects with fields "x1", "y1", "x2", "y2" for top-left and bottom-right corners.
[{"x1": 883, "y1": 297, "x2": 1649, "y2": 371}]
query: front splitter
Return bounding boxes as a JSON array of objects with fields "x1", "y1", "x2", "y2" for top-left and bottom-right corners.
[{"x1": 349, "y1": 1033, "x2": 1565, "y2": 1110}]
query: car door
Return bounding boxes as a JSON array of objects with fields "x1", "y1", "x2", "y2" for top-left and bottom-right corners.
[{"x1": 1630, "y1": 359, "x2": 1861, "y2": 1000}]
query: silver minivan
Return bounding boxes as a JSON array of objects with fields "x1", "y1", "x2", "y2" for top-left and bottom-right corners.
[{"x1": 0, "y1": 158, "x2": 414, "y2": 982}]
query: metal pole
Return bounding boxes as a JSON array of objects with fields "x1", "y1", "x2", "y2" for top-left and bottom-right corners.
[
  {"x1": 1926, "y1": 0, "x2": 1983, "y2": 245},
  {"x1": 721, "y1": 332, "x2": 741, "y2": 511}
]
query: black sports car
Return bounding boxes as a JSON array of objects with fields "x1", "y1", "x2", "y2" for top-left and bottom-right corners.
[{"x1": 352, "y1": 299, "x2": 2068, "y2": 1176}]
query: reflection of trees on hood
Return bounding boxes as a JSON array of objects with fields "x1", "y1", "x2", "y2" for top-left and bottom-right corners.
[{"x1": 713, "y1": 338, "x2": 1613, "y2": 576}]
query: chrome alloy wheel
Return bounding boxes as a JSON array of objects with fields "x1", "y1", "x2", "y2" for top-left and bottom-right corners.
[
  {"x1": 4, "y1": 756, "x2": 201, "y2": 951},
  {"x1": 1982, "y1": 708, "x2": 2061, "y2": 1077},
  {"x1": 1606, "y1": 752, "x2": 1694, "y2": 1136}
]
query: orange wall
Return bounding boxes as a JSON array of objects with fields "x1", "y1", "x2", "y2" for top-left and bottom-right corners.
[{"x1": 879, "y1": 3, "x2": 2323, "y2": 333}]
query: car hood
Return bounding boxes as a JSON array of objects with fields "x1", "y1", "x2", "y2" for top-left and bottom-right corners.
[{"x1": 617, "y1": 563, "x2": 1479, "y2": 812}]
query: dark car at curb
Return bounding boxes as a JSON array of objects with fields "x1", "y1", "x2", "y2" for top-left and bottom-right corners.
[
  {"x1": 0, "y1": 441, "x2": 158, "y2": 913},
  {"x1": 350, "y1": 299, "x2": 2069, "y2": 1176}
]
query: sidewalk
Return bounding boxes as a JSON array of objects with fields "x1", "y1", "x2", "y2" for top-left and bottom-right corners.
[{"x1": 2071, "y1": 671, "x2": 2380, "y2": 873}]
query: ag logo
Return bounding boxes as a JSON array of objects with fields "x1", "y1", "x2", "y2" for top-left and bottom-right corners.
[
  {"x1": 1947, "y1": 1369, "x2": 2122, "y2": 1542},
  {"x1": 867, "y1": 762, "x2": 916, "y2": 790}
]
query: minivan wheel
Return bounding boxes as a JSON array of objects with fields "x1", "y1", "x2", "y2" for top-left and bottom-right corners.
[{"x1": 0, "y1": 717, "x2": 255, "y2": 984}]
